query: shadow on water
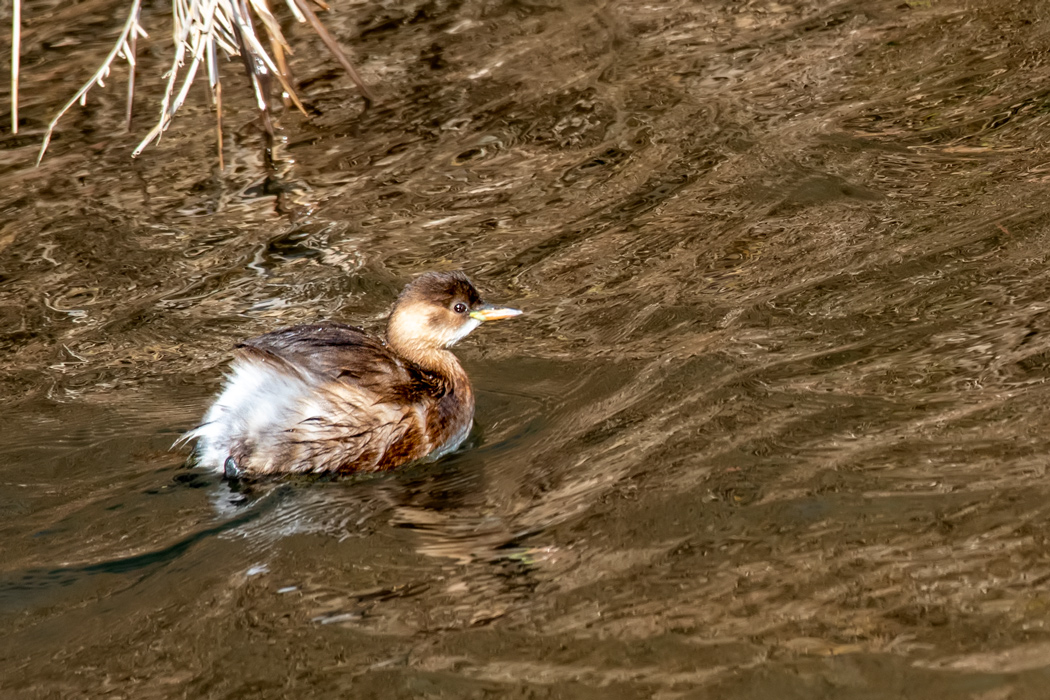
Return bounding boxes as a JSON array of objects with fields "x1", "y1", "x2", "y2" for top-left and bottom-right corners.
[{"x1": 9, "y1": 0, "x2": 1050, "y2": 697}]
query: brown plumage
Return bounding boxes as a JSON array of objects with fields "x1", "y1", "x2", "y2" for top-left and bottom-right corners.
[{"x1": 183, "y1": 271, "x2": 522, "y2": 477}]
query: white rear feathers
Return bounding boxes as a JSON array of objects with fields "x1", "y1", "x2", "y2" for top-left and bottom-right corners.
[{"x1": 185, "y1": 357, "x2": 314, "y2": 472}]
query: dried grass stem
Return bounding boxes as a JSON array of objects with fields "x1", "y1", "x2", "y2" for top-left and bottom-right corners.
[{"x1": 27, "y1": 0, "x2": 370, "y2": 165}]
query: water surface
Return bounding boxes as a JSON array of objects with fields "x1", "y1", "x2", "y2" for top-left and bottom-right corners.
[{"x1": 5, "y1": 0, "x2": 1050, "y2": 697}]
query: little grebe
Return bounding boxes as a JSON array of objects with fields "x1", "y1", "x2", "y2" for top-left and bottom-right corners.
[{"x1": 184, "y1": 271, "x2": 522, "y2": 477}]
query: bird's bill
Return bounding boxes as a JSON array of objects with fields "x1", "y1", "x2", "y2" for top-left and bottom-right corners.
[{"x1": 470, "y1": 304, "x2": 523, "y2": 321}]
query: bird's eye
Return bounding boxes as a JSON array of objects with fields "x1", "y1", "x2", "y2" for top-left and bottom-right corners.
[{"x1": 454, "y1": 302, "x2": 467, "y2": 314}]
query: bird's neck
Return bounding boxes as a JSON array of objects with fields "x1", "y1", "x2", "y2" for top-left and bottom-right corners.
[
  {"x1": 385, "y1": 323, "x2": 464, "y2": 383},
  {"x1": 386, "y1": 319, "x2": 475, "y2": 447},
  {"x1": 399, "y1": 342, "x2": 465, "y2": 379}
]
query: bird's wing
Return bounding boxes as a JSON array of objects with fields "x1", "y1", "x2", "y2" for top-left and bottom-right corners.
[
  {"x1": 243, "y1": 322, "x2": 450, "y2": 402},
  {"x1": 229, "y1": 325, "x2": 438, "y2": 472}
]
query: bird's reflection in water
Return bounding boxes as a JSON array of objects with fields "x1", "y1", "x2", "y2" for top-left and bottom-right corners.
[{"x1": 209, "y1": 425, "x2": 558, "y2": 628}]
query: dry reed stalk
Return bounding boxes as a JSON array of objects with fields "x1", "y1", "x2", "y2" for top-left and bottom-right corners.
[
  {"x1": 125, "y1": 23, "x2": 137, "y2": 130},
  {"x1": 11, "y1": 0, "x2": 20, "y2": 134},
  {"x1": 36, "y1": 0, "x2": 145, "y2": 164},
  {"x1": 29, "y1": 0, "x2": 370, "y2": 166}
]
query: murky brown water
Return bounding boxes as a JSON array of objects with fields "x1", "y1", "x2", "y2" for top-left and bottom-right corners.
[{"x1": 6, "y1": 0, "x2": 1050, "y2": 696}]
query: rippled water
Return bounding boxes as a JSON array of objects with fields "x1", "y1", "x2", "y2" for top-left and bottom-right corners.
[{"x1": 6, "y1": 0, "x2": 1050, "y2": 696}]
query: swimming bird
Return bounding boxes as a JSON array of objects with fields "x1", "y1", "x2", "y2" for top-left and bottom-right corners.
[{"x1": 184, "y1": 271, "x2": 522, "y2": 477}]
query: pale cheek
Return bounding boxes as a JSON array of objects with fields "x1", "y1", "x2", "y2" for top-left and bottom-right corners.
[
  {"x1": 445, "y1": 317, "x2": 481, "y2": 347},
  {"x1": 390, "y1": 312, "x2": 431, "y2": 342}
]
